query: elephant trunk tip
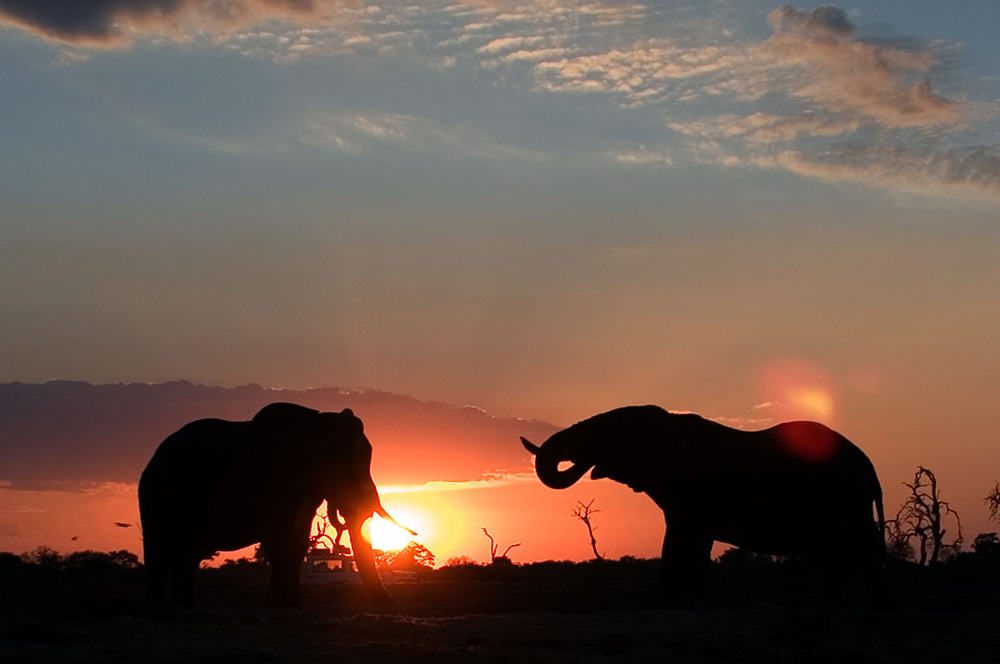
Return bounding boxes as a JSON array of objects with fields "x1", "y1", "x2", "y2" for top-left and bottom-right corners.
[{"x1": 375, "y1": 505, "x2": 418, "y2": 537}]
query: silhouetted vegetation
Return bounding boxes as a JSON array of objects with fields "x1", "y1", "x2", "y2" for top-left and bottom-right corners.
[
  {"x1": 389, "y1": 542, "x2": 436, "y2": 571},
  {"x1": 571, "y1": 499, "x2": 604, "y2": 561},
  {"x1": 15, "y1": 546, "x2": 140, "y2": 571},
  {"x1": 973, "y1": 533, "x2": 1000, "y2": 555},
  {"x1": 986, "y1": 482, "x2": 1000, "y2": 524},
  {"x1": 482, "y1": 527, "x2": 521, "y2": 566},
  {"x1": 888, "y1": 466, "x2": 963, "y2": 565}
]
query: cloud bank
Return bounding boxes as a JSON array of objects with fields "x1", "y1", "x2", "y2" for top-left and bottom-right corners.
[{"x1": 0, "y1": 0, "x2": 327, "y2": 47}]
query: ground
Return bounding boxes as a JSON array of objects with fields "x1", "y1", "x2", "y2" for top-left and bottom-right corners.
[{"x1": 2, "y1": 556, "x2": 998, "y2": 663}]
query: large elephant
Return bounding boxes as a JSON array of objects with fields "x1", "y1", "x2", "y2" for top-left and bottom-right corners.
[
  {"x1": 521, "y1": 405, "x2": 889, "y2": 607},
  {"x1": 139, "y1": 402, "x2": 407, "y2": 607}
]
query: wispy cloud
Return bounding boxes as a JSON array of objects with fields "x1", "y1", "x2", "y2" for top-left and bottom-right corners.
[
  {"x1": 379, "y1": 471, "x2": 536, "y2": 495},
  {"x1": 300, "y1": 110, "x2": 547, "y2": 160},
  {"x1": 670, "y1": 113, "x2": 862, "y2": 145},
  {"x1": 758, "y1": 146, "x2": 1000, "y2": 200}
]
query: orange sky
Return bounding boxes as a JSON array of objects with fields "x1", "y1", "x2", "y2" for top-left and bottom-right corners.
[{"x1": 2, "y1": 356, "x2": 994, "y2": 568}]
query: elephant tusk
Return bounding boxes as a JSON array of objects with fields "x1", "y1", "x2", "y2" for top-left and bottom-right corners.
[
  {"x1": 375, "y1": 506, "x2": 418, "y2": 537},
  {"x1": 520, "y1": 437, "x2": 542, "y2": 455}
]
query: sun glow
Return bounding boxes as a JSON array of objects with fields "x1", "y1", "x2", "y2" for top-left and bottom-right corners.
[
  {"x1": 363, "y1": 507, "x2": 427, "y2": 553},
  {"x1": 759, "y1": 358, "x2": 837, "y2": 423}
]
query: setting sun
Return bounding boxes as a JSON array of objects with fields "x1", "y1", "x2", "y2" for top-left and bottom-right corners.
[{"x1": 363, "y1": 507, "x2": 427, "y2": 553}]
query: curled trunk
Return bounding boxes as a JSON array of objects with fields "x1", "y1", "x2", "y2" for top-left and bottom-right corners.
[{"x1": 522, "y1": 436, "x2": 594, "y2": 490}]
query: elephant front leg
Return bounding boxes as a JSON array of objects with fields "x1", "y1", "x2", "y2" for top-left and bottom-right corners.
[
  {"x1": 264, "y1": 543, "x2": 307, "y2": 607},
  {"x1": 143, "y1": 540, "x2": 169, "y2": 605},
  {"x1": 660, "y1": 522, "x2": 713, "y2": 603},
  {"x1": 266, "y1": 558, "x2": 303, "y2": 607},
  {"x1": 171, "y1": 554, "x2": 200, "y2": 607}
]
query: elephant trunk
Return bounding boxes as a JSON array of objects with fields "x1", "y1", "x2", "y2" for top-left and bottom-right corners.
[
  {"x1": 346, "y1": 517, "x2": 392, "y2": 603},
  {"x1": 335, "y1": 477, "x2": 397, "y2": 603},
  {"x1": 375, "y1": 505, "x2": 418, "y2": 537},
  {"x1": 521, "y1": 436, "x2": 594, "y2": 490}
]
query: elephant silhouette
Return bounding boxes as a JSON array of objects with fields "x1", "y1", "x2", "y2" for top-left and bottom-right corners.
[
  {"x1": 139, "y1": 402, "x2": 410, "y2": 607},
  {"x1": 522, "y1": 405, "x2": 889, "y2": 608}
]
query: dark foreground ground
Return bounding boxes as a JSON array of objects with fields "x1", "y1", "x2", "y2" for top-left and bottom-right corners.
[{"x1": 2, "y1": 554, "x2": 999, "y2": 663}]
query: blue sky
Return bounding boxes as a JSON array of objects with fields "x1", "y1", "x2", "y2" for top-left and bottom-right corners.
[{"x1": 2, "y1": 0, "x2": 1000, "y2": 557}]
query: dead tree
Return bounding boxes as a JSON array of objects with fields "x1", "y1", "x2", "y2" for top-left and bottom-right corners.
[
  {"x1": 482, "y1": 528, "x2": 520, "y2": 565},
  {"x1": 571, "y1": 499, "x2": 604, "y2": 561},
  {"x1": 894, "y1": 466, "x2": 963, "y2": 565},
  {"x1": 986, "y1": 483, "x2": 1000, "y2": 525},
  {"x1": 308, "y1": 505, "x2": 349, "y2": 554}
]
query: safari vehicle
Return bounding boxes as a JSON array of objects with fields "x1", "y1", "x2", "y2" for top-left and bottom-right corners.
[
  {"x1": 301, "y1": 548, "x2": 362, "y2": 586},
  {"x1": 301, "y1": 548, "x2": 419, "y2": 585}
]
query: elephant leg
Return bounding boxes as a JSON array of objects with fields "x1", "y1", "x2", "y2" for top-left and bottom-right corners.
[
  {"x1": 263, "y1": 539, "x2": 307, "y2": 607},
  {"x1": 661, "y1": 521, "x2": 713, "y2": 601},
  {"x1": 851, "y1": 522, "x2": 893, "y2": 611},
  {"x1": 143, "y1": 543, "x2": 169, "y2": 605},
  {"x1": 819, "y1": 556, "x2": 845, "y2": 608},
  {"x1": 171, "y1": 554, "x2": 200, "y2": 607},
  {"x1": 266, "y1": 557, "x2": 303, "y2": 607}
]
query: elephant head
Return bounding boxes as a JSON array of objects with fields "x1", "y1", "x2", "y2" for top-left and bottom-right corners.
[
  {"x1": 521, "y1": 406, "x2": 664, "y2": 491},
  {"x1": 251, "y1": 403, "x2": 412, "y2": 601}
]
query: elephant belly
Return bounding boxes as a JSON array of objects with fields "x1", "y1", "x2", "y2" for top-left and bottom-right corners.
[
  {"x1": 703, "y1": 488, "x2": 860, "y2": 557},
  {"x1": 142, "y1": 489, "x2": 264, "y2": 555}
]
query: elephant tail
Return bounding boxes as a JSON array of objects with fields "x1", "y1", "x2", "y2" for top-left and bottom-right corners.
[{"x1": 873, "y1": 476, "x2": 887, "y2": 569}]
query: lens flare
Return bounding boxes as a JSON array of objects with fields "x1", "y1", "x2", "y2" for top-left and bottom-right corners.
[{"x1": 758, "y1": 358, "x2": 837, "y2": 424}]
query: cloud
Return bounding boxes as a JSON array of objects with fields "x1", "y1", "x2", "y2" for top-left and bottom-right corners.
[
  {"x1": 532, "y1": 40, "x2": 742, "y2": 105},
  {"x1": 378, "y1": 472, "x2": 536, "y2": 495},
  {"x1": 758, "y1": 145, "x2": 1000, "y2": 199},
  {"x1": 766, "y1": 4, "x2": 855, "y2": 41},
  {"x1": 526, "y1": 4, "x2": 962, "y2": 127},
  {"x1": 670, "y1": 113, "x2": 862, "y2": 145},
  {"x1": 301, "y1": 109, "x2": 547, "y2": 160},
  {"x1": 763, "y1": 5, "x2": 959, "y2": 128},
  {"x1": 608, "y1": 146, "x2": 674, "y2": 166},
  {"x1": 0, "y1": 0, "x2": 330, "y2": 47}
]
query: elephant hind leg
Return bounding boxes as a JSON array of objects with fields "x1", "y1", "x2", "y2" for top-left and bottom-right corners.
[
  {"x1": 819, "y1": 557, "x2": 845, "y2": 608},
  {"x1": 661, "y1": 523, "x2": 713, "y2": 602},
  {"x1": 852, "y1": 526, "x2": 893, "y2": 611}
]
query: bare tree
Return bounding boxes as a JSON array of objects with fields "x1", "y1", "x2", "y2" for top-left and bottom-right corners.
[
  {"x1": 986, "y1": 483, "x2": 1000, "y2": 525},
  {"x1": 308, "y1": 504, "x2": 349, "y2": 553},
  {"x1": 883, "y1": 519, "x2": 915, "y2": 562},
  {"x1": 893, "y1": 466, "x2": 963, "y2": 565},
  {"x1": 571, "y1": 499, "x2": 604, "y2": 561},
  {"x1": 482, "y1": 528, "x2": 520, "y2": 565}
]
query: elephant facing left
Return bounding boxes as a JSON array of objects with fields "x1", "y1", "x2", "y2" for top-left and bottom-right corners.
[{"x1": 139, "y1": 402, "x2": 402, "y2": 607}]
